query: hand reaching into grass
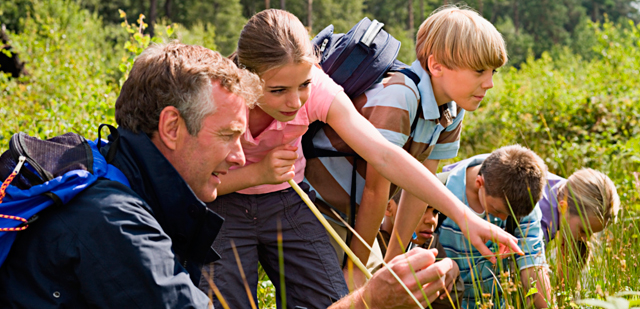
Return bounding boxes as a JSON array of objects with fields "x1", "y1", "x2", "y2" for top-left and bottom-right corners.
[
  {"x1": 458, "y1": 211, "x2": 523, "y2": 263},
  {"x1": 330, "y1": 248, "x2": 453, "y2": 309}
]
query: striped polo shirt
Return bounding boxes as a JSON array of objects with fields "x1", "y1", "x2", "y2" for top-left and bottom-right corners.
[
  {"x1": 303, "y1": 60, "x2": 465, "y2": 219},
  {"x1": 438, "y1": 155, "x2": 547, "y2": 309}
]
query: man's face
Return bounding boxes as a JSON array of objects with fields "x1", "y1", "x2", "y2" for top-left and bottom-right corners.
[{"x1": 174, "y1": 82, "x2": 247, "y2": 202}]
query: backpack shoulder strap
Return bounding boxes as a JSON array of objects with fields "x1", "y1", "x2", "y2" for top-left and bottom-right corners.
[{"x1": 396, "y1": 67, "x2": 422, "y2": 135}]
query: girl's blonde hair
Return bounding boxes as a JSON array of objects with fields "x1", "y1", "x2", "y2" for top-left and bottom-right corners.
[
  {"x1": 558, "y1": 168, "x2": 620, "y2": 227},
  {"x1": 415, "y1": 5, "x2": 507, "y2": 72},
  {"x1": 232, "y1": 9, "x2": 318, "y2": 76}
]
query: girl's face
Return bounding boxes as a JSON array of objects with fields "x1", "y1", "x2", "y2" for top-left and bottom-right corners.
[
  {"x1": 565, "y1": 212, "x2": 605, "y2": 242},
  {"x1": 257, "y1": 62, "x2": 313, "y2": 122}
]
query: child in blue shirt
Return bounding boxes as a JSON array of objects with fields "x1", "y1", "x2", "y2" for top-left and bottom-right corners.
[{"x1": 436, "y1": 145, "x2": 551, "y2": 308}]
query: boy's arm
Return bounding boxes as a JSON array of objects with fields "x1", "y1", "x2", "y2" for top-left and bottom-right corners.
[
  {"x1": 216, "y1": 145, "x2": 297, "y2": 195},
  {"x1": 326, "y1": 91, "x2": 523, "y2": 262},
  {"x1": 349, "y1": 164, "x2": 390, "y2": 277},
  {"x1": 385, "y1": 159, "x2": 439, "y2": 262},
  {"x1": 513, "y1": 207, "x2": 552, "y2": 308},
  {"x1": 520, "y1": 266, "x2": 552, "y2": 308}
]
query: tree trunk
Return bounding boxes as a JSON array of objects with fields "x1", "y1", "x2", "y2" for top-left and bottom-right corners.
[
  {"x1": 149, "y1": 0, "x2": 157, "y2": 37},
  {"x1": 478, "y1": 0, "x2": 483, "y2": 16},
  {"x1": 265, "y1": 0, "x2": 270, "y2": 9},
  {"x1": 420, "y1": 0, "x2": 424, "y2": 23},
  {"x1": 308, "y1": 0, "x2": 313, "y2": 32},
  {"x1": 280, "y1": 0, "x2": 285, "y2": 10},
  {"x1": 592, "y1": 1, "x2": 599, "y2": 22},
  {"x1": 513, "y1": 0, "x2": 519, "y2": 35},
  {"x1": 408, "y1": 0, "x2": 414, "y2": 36},
  {"x1": 164, "y1": 0, "x2": 171, "y2": 20}
]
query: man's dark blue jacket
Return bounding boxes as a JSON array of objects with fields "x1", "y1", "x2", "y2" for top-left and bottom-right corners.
[{"x1": 0, "y1": 128, "x2": 224, "y2": 308}]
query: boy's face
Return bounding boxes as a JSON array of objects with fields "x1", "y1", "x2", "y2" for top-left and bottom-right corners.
[
  {"x1": 477, "y1": 175, "x2": 510, "y2": 220},
  {"x1": 412, "y1": 206, "x2": 439, "y2": 245},
  {"x1": 433, "y1": 63, "x2": 495, "y2": 111}
]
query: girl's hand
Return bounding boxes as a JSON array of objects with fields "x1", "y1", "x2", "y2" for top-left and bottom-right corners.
[
  {"x1": 459, "y1": 212, "x2": 524, "y2": 264},
  {"x1": 258, "y1": 145, "x2": 298, "y2": 184}
]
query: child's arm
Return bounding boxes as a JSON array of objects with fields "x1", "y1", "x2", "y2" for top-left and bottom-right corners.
[
  {"x1": 520, "y1": 266, "x2": 552, "y2": 308},
  {"x1": 216, "y1": 145, "x2": 297, "y2": 195},
  {"x1": 348, "y1": 165, "x2": 390, "y2": 279},
  {"x1": 325, "y1": 92, "x2": 522, "y2": 260},
  {"x1": 385, "y1": 159, "x2": 439, "y2": 262}
]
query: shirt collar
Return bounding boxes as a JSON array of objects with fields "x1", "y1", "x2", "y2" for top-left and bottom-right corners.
[
  {"x1": 244, "y1": 105, "x2": 310, "y2": 144},
  {"x1": 444, "y1": 154, "x2": 491, "y2": 206}
]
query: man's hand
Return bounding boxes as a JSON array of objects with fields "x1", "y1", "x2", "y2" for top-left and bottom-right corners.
[
  {"x1": 362, "y1": 248, "x2": 453, "y2": 308},
  {"x1": 459, "y1": 212, "x2": 524, "y2": 263},
  {"x1": 258, "y1": 145, "x2": 297, "y2": 184}
]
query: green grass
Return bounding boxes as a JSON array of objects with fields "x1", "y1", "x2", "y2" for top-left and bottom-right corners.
[{"x1": 2, "y1": 1, "x2": 639, "y2": 308}]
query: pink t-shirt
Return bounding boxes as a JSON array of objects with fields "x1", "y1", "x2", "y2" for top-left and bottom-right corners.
[{"x1": 235, "y1": 65, "x2": 344, "y2": 194}]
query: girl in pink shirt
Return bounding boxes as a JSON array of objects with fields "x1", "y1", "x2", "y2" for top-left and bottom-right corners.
[{"x1": 201, "y1": 9, "x2": 522, "y2": 308}]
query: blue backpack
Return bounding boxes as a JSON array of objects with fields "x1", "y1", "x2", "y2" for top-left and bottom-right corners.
[
  {"x1": 302, "y1": 18, "x2": 422, "y2": 255},
  {"x1": 0, "y1": 124, "x2": 130, "y2": 267}
]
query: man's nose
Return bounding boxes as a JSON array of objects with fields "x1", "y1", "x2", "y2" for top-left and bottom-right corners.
[{"x1": 227, "y1": 140, "x2": 246, "y2": 167}]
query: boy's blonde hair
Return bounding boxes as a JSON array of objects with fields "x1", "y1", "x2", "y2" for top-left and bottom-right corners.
[
  {"x1": 559, "y1": 168, "x2": 620, "y2": 227},
  {"x1": 415, "y1": 5, "x2": 507, "y2": 72},
  {"x1": 231, "y1": 9, "x2": 318, "y2": 76}
]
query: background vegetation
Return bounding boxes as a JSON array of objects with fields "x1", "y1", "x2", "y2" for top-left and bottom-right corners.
[{"x1": 1, "y1": 0, "x2": 639, "y2": 308}]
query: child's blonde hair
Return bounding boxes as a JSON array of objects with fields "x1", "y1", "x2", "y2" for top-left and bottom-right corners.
[
  {"x1": 415, "y1": 5, "x2": 507, "y2": 72},
  {"x1": 559, "y1": 168, "x2": 620, "y2": 227},
  {"x1": 231, "y1": 9, "x2": 318, "y2": 76}
]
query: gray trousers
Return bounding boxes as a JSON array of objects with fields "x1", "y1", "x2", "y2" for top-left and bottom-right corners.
[{"x1": 199, "y1": 183, "x2": 349, "y2": 309}]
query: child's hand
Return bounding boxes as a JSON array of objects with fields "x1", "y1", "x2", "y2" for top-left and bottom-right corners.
[
  {"x1": 459, "y1": 212, "x2": 524, "y2": 264},
  {"x1": 258, "y1": 145, "x2": 298, "y2": 184}
]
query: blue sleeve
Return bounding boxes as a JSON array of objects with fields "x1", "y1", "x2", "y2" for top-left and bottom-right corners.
[{"x1": 513, "y1": 206, "x2": 547, "y2": 270}]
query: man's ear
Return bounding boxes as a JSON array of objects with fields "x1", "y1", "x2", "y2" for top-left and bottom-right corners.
[
  {"x1": 155, "y1": 106, "x2": 184, "y2": 151},
  {"x1": 427, "y1": 54, "x2": 444, "y2": 77}
]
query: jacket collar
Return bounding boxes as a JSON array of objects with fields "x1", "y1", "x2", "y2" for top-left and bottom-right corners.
[{"x1": 106, "y1": 128, "x2": 223, "y2": 280}]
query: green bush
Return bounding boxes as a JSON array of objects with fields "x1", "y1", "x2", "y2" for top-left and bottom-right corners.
[{"x1": 0, "y1": 0, "x2": 125, "y2": 148}]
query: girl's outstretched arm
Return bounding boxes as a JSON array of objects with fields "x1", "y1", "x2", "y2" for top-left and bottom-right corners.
[{"x1": 325, "y1": 91, "x2": 523, "y2": 261}]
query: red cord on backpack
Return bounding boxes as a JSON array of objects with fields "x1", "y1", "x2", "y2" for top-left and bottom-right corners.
[{"x1": 0, "y1": 156, "x2": 29, "y2": 232}]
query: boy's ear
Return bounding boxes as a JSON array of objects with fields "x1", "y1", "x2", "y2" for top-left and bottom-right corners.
[
  {"x1": 475, "y1": 174, "x2": 485, "y2": 188},
  {"x1": 427, "y1": 54, "x2": 444, "y2": 77},
  {"x1": 385, "y1": 200, "x2": 395, "y2": 217}
]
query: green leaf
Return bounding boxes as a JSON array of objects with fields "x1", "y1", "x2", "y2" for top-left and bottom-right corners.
[{"x1": 525, "y1": 287, "x2": 539, "y2": 298}]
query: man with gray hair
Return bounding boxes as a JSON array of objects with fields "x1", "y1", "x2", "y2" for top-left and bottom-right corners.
[
  {"x1": 0, "y1": 42, "x2": 261, "y2": 307},
  {"x1": 0, "y1": 41, "x2": 456, "y2": 308}
]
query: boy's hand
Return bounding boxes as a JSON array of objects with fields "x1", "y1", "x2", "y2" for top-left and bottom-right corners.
[
  {"x1": 258, "y1": 145, "x2": 298, "y2": 184},
  {"x1": 363, "y1": 248, "x2": 452, "y2": 308},
  {"x1": 460, "y1": 212, "x2": 523, "y2": 263}
]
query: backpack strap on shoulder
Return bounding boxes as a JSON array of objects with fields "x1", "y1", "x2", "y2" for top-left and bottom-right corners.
[{"x1": 97, "y1": 124, "x2": 120, "y2": 163}]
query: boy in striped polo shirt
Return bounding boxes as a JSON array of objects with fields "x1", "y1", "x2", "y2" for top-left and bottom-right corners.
[
  {"x1": 303, "y1": 6, "x2": 507, "y2": 285},
  {"x1": 437, "y1": 145, "x2": 552, "y2": 308}
]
